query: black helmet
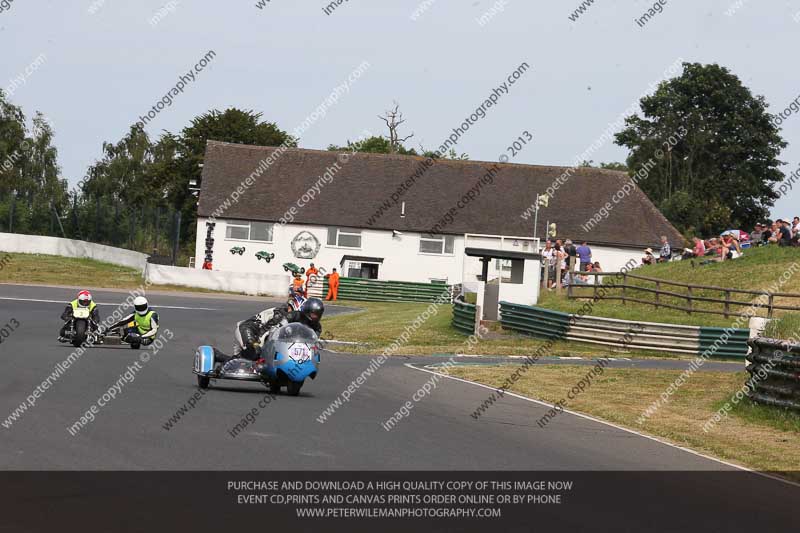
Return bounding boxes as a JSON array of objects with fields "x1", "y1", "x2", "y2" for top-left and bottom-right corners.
[{"x1": 301, "y1": 298, "x2": 324, "y2": 323}]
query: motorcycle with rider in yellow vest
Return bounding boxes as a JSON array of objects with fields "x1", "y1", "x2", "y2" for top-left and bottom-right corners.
[
  {"x1": 58, "y1": 290, "x2": 102, "y2": 347},
  {"x1": 104, "y1": 296, "x2": 159, "y2": 350}
]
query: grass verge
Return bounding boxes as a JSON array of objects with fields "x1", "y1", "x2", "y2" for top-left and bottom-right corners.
[
  {"x1": 0, "y1": 252, "x2": 221, "y2": 294},
  {"x1": 445, "y1": 364, "x2": 800, "y2": 478}
]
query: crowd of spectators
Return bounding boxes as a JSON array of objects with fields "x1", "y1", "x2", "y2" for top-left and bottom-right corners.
[
  {"x1": 639, "y1": 217, "x2": 800, "y2": 268},
  {"x1": 541, "y1": 217, "x2": 798, "y2": 289},
  {"x1": 541, "y1": 239, "x2": 602, "y2": 289}
]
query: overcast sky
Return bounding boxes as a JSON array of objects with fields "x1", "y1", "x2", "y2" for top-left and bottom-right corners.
[{"x1": 3, "y1": 0, "x2": 799, "y2": 220}]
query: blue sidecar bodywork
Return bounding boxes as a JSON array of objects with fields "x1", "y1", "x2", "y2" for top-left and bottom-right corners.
[{"x1": 193, "y1": 323, "x2": 320, "y2": 395}]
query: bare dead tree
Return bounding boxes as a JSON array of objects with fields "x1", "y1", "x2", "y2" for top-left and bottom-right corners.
[{"x1": 378, "y1": 103, "x2": 414, "y2": 153}]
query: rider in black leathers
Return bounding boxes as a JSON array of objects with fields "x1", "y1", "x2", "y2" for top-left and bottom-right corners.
[{"x1": 214, "y1": 298, "x2": 324, "y2": 368}]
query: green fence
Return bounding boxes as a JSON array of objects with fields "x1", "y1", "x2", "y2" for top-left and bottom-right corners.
[
  {"x1": 499, "y1": 302, "x2": 570, "y2": 341},
  {"x1": 499, "y1": 301, "x2": 749, "y2": 358},
  {"x1": 698, "y1": 327, "x2": 751, "y2": 358},
  {"x1": 452, "y1": 300, "x2": 477, "y2": 335},
  {"x1": 322, "y1": 277, "x2": 451, "y2": 303}
]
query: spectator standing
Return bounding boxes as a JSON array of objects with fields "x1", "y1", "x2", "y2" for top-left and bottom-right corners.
[
  {"x1": 564, "y1": 239, "x2": 578, "y2": 283},
  {"x1": 554, "y1": 241, "x2": 567, "y2": 287},
  {"x1": 658, "y1": 236, "x2": 671, "y2": 263},
  {"x1": 576, "y1": 241, "x2": 592, "y2": 273},
  {"x1": 541, "y1": 240, "x2": 555, "y2": 289}
]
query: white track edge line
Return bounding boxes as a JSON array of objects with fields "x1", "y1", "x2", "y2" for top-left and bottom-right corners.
[
  {"x1": 0, "y1": 296, "x2": 216, "y2": 310},
  {"x1": 404, "y1": 363, "x2": 800, "y2": 489}
]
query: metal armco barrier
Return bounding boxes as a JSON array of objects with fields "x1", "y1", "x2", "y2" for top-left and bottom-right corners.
[
  {"x1": 321, "y1": 277, "x2": 451, "y2": 303},
  {"x1": 499, "y1": 302, "x2": 749, "y2": 358},
  {"x1": 746, "y1": 338, "x2": 800, "y2": 411},
  {"x1": 452, "y1": 301, "x2": 477, "y2": 335}
]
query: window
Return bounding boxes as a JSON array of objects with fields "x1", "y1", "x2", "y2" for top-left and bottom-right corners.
[
  {"x1": 496, "y1": 259, "x2": 513, "y2": 282},
  {"x1": 327, "y1": 227, "x2": 362, "y2": 248},
  {"x1": 250, "y1": 222, "x2": 273, "y2": 242},
  {"x1": 226, "y1": 222, "x2": 250, "y2": 240},
  {"x1": 419, "y1": 235, "x2": 454, "y2": 255},
  {"x1": 225, "y1": 221, "x2": 273, "y2": 242},
  {"x1": 346, "y1": 261, "x2": 379, "y2": 279}
]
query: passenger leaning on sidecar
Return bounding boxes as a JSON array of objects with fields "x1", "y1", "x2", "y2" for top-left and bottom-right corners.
[
  {"x1": 105, "y1": 296, "x2": 159, "y2": 346},
  {"x1": 215, "y1": 298, "x2": 325, "y2": 368},
  {"x1": 58, "y1": 290, "x2": 101, "y2": 341}
]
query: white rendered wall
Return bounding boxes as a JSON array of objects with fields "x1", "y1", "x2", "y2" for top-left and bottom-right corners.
[
  {"x1": 0, "y1": 232, "x2": 148, "y2": 272},
  {"x1": 195, "y1": 218, "x2": 466, "y2": 284}
]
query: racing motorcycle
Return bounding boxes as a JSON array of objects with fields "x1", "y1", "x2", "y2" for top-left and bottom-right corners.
[
  {"x1": 193, "y1": 322, "x2": 321, "y2": 396},
  {"x1": 59, "y1": 307, "x2": 101, "y2": 347}
]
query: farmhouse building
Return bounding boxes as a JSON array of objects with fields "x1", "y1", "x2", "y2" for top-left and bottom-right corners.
[{"x1": 195, "y1": 141, "x2": 683, "y2": 300}]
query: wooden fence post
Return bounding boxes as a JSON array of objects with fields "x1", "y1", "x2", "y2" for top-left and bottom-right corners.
[
  {"x1": 556, "y1": 260, "x2": 562, "y2": 293},
  {"x1": 655, "y1": 281, "x2": 660, "y2": 309},
  {"x1": 621, "y1": 273, "x2": 627, "y2": 306},
  {"x1": 768, "y1": 294, "x2": 774, "y2": 319},
  {"x1": 724, "y1": 290, "x2": 730, "y2": 318},
  {"x1": 687, "y1": 286, "x2": 693, "y2": 315}
]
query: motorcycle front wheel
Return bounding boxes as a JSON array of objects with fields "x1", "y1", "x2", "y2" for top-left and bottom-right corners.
[
  {"x1": 72, "y1": 320, "x2": 87, "y2": 348},
  {"x1": 286, "y1": 380, "x2": 304, "y2": 396}
]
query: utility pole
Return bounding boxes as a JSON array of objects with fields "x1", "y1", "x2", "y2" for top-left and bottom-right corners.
[
  {"x1": 171, "y1": 210, "x2": 182, "y2": 266},
  {"x1": 8, "y1": 195, "x2": 14, "y2": 232},
  {"x1": 533, "y1": 193, "x2": 548, "y2": 250}
]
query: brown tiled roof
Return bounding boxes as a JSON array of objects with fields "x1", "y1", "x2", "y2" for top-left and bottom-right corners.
[{"x1": 198, "y1": 141, "x2": 684, "y2": 248}]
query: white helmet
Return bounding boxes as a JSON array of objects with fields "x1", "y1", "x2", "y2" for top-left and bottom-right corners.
[{"x1": 133, "y1": 296, "x2": 149, "y2": 316}]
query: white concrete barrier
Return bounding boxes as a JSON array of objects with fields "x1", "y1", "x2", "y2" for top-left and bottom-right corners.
[
  {"x1": 145, "y1": 263, "x2": 289, "y2": 296},
  {"x1": 0, "y1": 232, "x2": 148, "y2": 272}
]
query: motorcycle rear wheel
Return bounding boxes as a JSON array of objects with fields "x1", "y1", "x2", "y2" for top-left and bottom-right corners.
[{"x1": 197, "y1": 375, "x2": 210, "y2": 389}]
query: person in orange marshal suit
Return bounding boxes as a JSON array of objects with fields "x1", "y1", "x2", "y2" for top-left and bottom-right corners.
[
  {"x1": 291, "y1": 272, "x2": 306, "y2": 297},
  {"x1": 325, "y1": 268, "x2": 340, "y2": 301},
  {"x1": 305, "y1": 263, "x2": 319, "y2": 292}
]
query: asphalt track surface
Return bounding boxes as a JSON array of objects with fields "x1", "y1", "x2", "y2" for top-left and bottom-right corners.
[{"x1": 0, "y1": 285, "x2": 788, "y2": 477}]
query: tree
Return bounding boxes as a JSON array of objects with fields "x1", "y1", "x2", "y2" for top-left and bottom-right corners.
[
  {"x1": 615, "y1": 62, "x2": 786, "y2": 235},
  {"x1": 76, "y1": 108, "x2": 297, "y2": 254},
  {"x1": 328, "y1": 135, "x2": 417, "y2": 155},
  {"x1": 599, "y1": 162, "x2": 628, "y2": 171},
  {"x1": 19, "y1": 113, "x2": 67, "y2": 235},
  {"x1": 0, "y1": 91, "x2": 27, "y2": 230},
  {"x1": 176, "y1": 108, "x2": 296, "y2": 197},
  {"x1": 378, "y1": 104, "x2": 414, "y2": 154}
]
